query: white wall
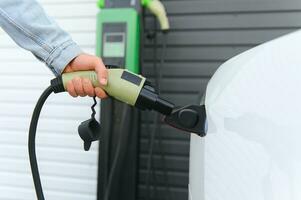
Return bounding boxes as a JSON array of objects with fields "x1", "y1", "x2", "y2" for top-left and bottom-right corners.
[{"x1": 0, "y1": 0, "x2": 100, "y2": 199}]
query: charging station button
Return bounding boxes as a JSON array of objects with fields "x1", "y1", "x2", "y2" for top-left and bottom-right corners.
[{"x1": 121, "y1": 71, "x2": 142, "y2": 86}]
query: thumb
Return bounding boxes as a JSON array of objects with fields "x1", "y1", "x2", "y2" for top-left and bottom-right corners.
[{"x1": 95, "y1": 60, "x2": 108, "y2": 86}]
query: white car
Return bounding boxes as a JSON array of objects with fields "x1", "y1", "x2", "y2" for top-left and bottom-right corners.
[{"x1": 189, "y1": 30, "x2": 301, "y2": 200}]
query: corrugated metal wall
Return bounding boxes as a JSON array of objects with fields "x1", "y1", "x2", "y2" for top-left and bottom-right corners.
[
  {"x1": 0, "y1": 0, "x2": 99, "y2": 199},
  {"x1": 139, "y1": 0, "x2": 301, "y2": 199}
]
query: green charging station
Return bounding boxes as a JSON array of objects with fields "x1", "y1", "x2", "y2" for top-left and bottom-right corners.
[
  {"x1": 95, "y1": 1, "x2": 170, "y2": 199},
  {"x1": 96, "y1": 1, "x2": 141, "y2": 73},
  {"x1": 96, "y1": 1, "x2": 142, "y2": 199}
]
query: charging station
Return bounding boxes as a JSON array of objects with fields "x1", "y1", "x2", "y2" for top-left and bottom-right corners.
[
  {"x1": 95, "y1": 1, "x2": 172, "y2": 199},
  {"x1": 96, "y1": 1, "x2": 142, "y2": 199}
]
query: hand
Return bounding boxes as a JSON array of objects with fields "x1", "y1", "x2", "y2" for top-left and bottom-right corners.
[{"x1": 63, "y1": 53, "x2": 108, "y2": 98}]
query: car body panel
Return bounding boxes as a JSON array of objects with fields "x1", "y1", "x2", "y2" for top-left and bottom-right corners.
[{"x1": 189, "y1": 30, "x2": 301, "y2": 200}]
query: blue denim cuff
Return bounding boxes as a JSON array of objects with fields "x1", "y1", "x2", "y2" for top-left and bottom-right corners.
[{"x1": 46, "y1": 40, "x2": 82, "y2": 76}]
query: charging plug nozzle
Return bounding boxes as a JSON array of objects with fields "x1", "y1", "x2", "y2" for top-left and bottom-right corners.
[{"x1": 135, "y1": 83, "x2": 174, "y2": 115}]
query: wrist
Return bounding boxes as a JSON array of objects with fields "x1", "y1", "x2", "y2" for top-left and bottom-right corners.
[{"x1": 46, "y1": 41, "x2": 83, "y2": 76}]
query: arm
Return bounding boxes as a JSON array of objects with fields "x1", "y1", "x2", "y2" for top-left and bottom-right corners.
[
  {"x1": 0, "y1": 0, "x2": 107, "y2": 98},
  {"x1": 0, "y1": 0, "x2": 81, "y2": 75}
]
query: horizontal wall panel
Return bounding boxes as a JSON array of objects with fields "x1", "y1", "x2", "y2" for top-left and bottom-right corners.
[
  {"x1": 0, "y1": 48, "x2": 95, "y2": 61},
  {"x1": 0, "y1": 32, "x2": 96, "y2": 47},
  {"x1": 140, "y1": 124, "x2": 190, "y2": 141},
  {"x1": 139, "y1": 155, "x2": 189, "y2": 172},
  {"x1": 138, "y1": 185, "x2": 187, "y2": 200},
  {"x1": 0, "y1": 103, "x2": 92, "y2": 120},
  {"x1": 0, "y1": 130, "x2": 98, "y2": 151},
  {"x1": 0, "y1": 157, "x2": 97, "y2": 179},
  {"x1": 0, "y1": 172, "x2": 96, "y2": 194},
  {"x1": 0, "y1": 116, "x2": 91, "y2": 133},
  {"x1": 144, "y1": 29, "x2": 293, "y2": 46},
  {"x1": 0, "y1": 144, "x2": 98, "y2": 164},
  {"x1": 142, "y1": 62, "x2": 221, "y2": 78},
  {"x1": 160, "y1": 0, "x2": 301, "y2": 14},
  {"x1": 140, "y1": 139, "x2": 190, "y2": 156},
  {"x1": 147, "y1": 78, "x2": 210, "y2": 93},
  {"x1": 0, "y1": 185, "x2": 94, "y2": 200},
  {"x1": 143, "y1": 46, "x2": 251, "y2": 61},
  {"x1": 43, "y1": 3, "x2": 98, "y2": 17},
  {"x1": 146, "y1": 12, "x2": 301, "y2": 30},
  {"x1": 56, "y1": 18, "x2": 96, "y2": 32},
  {"x1": 0, "y1": 61, "x2": 53, "y2": 74},
  {"x1": 0, "y1": 1, "x2": 99, "y2": 199},
  {"x1": 0, "y1": 18, "x2": 96, "y2": 33},
  {"x1": 139, "y1": 169, "x2": 188, "y2": 187}
]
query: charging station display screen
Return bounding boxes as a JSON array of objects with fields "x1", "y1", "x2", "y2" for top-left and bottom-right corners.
[
  {"x1": 111, "y1": 0, "x2": 133, "y2": 3},
  {"x1": 107, "y1": 0, "x2": 137, "y2": 7},
  {"x1": 103, "y1": 33, "x2": 125, "y2": 57}
]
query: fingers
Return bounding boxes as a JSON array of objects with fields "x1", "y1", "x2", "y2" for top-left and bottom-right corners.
[
  {"x1": 66, "y1": 81, "x2": 77, "y2": 97},
  {"x1": 95, "y1": 87, "x2": 108, "y2": 99},
  {"x1": 72, "y1": 77, "x2": 85, "y2": 97},
  {"x1": 82, "y1": 78, "x2": 95, "y2": 97},
  {"x1": 66, "y1": 78, "x2": 108, "y2": 99}
]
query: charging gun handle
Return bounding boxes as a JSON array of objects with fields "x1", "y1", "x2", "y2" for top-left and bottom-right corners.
[
  {"x1": 51, "y1": 69, "x2": 146, "y2": 107},
  {"x1": 51, "y1": 69, "x2": 175, "y2": 115}
]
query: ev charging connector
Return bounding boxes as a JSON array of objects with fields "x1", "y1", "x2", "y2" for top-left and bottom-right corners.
[{"x1": 51, "y1": 68, "x2": 174, "y2": 115}]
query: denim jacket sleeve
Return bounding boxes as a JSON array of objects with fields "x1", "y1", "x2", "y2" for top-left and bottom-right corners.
[{"x1": 0, "y1": 0, "x2": 82, "y2": 76}]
